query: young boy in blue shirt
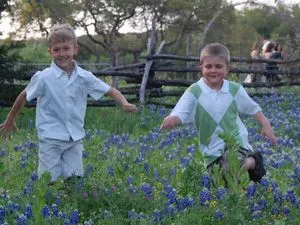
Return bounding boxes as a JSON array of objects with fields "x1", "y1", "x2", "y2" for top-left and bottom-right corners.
[
  {"x1": 160, "y1": 43, "x2": 276, "y2": 182},
  {"x1": 0, "y1": 23, "x2": 138, "y2": 182}
]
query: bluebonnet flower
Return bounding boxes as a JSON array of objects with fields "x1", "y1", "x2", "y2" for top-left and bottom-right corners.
[
  {"x1": 259, "y1": 178, "x2": 269, "y2": 188},
  {"x1": 291, "y1": 166, "x2": 300, "y2": 180},
  {"x1": 128, "y1": 184, "x2": 138, "y2": 195},
  {"x1": 180, "y1": 156, "x2": 189, "y2": 167},
  {"x1": 69, "y1": 209, "x2": 79, "y2": 224},
  {"x1": 187, "y1": 145, "x2": 196, "y2": 155},
  {"x1": 0, "y1": 149, "x2": 5, "y2": 157},
  {"x1": 199, "y1": 188, "x2": 211, "y2": 206},
  {"x1": 134, "y1": 156, "x2": 142, "y2": 163},
  {"x1": 201, "y1": 173, "x2": 211, "y2": 189},
  {"x1": 128, "y1": 209, "x2": 138, "y2": 219},
  {"x1": 152, "y1": 209, "x2": 162, "y2": 222},
  {"x1": 165, "y1": 203, "x2": 176, "y2": 216},
  {"x1": 1, "y1": 190, "x2": 9, "y2": 199},
  {"x1": 14, "y1": 144, "x2": 21, "y2": 151},
  {"x1": 55, "y1": 196, "x2": 62, "y2": 206},
  {"x1": 144, "y1": 162, "x2": 150, "y2": 172},
  {"x1": 245, "y1": 184, "x2": 256, "y2": 198},
  {"x1": 107, "y1": 166, "x2": 114, "y2": 176},
  {"x1": 58, "y1": 211, "x2": 67, "y2": 219},
  {"x1": 271, "y1": 159, "x2": 286, "y2": 169},
  {"x1": 273, "y1": 189, "x2": 284, "y2": 205},
  {"x1": 257, "y1": 199, "x2": 268, "y2": 211},
  {"x1": 8, "y1": 201, "x2": 20, "y2": 213},
  {"x1": 286, "y1": 190, "x2": 297, "y2": 205},
  {"x1": 102, "y1": 210, "x2": 112, "y2": 219},
  {"x1": 166, "y1": 188, "x2": 177, "y2": 205},
  {"x1": 127, "y1": 175, "x2": 134, "y2": 184},
  {"x1": 51, "y1": 204, "x2": 59, "y2": 217},
  {"x1": 84, "y1": 163, "x2": 94, "y2": 177},
  {"x1": 41, "y1": 205, "x2": 51, "y2": 218},
  {"x1": 138, "y1": 212, "x2": 147, "y2": 219},
  {"x1": 31, "y1": 172, "x2": 38, "y2": 181},
  {"x1": 141, "y1": 183, "x2": 152, "y2": 198},
  {"x1": 271, "y1": 206, "x2": 280, "y2": 215},
  {"x1": 21, "y1": 161, "x2": 27, "y2": 168},
  {"x1": 216, "y1": 187, "x2": 227, "y2": 200},
  {"x1": 27, "y1": 142, "x2": 37, "y2": 150},
  {"x1": 63, "y1": 218, "x2": 71, "y2": 225},
  {"x1": 15, "y1": 213, "x2": 27, "y2": 225},
  {"x1": 153, "y1": 169, "x2": 159, "y2": 180},
  {"x1": 252, "y1": 210, "x2": 262, "y2": 219},
  {"x1": 271, "y1": 181, "x2": 279, "y2": 190},
  {"x1": 282, "y1": 206, "x2": 290, "y2": 215},
  {"x1": 169, "y1": 167, "x2": 176, "y2": 177},
  {"x1": 214, "y1": 209, "x2": 224, "y2": 220},
  {"x1": 177, "y1": 196, "x2": 194, "y2": 211},
  {"x1": 82, "y1": 150, "x2": 89, "y2": 158},
  {"x1": 0, "y1": 205, "x2": 5, "y2": 223},
  {"x1": 83, "y1": 219, "x2": 94, "y2": 225},
  {"x1": 24, "y1": 204, "x2": 32, "y2": 218}
]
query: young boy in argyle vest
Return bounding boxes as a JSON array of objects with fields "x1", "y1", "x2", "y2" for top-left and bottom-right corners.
[{"x1": 160, "y1": 43, "x2": 276, "y2": 182}]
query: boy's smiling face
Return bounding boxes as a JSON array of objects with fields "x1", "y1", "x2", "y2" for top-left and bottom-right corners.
[
  {"x1": 48, "y1": 40, "x2": 79, "y2": 74},
  {"x1": 200, "y1": 56, "x2": 229, "y2": 91}
]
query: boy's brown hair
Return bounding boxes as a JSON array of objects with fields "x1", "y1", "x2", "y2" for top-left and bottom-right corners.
[
  {"x1": 200, "y1": 43, "x2": 230, "y2": 65},
  {"x1": 48, "y1": 23, "x2": 77, "y2": 47}
]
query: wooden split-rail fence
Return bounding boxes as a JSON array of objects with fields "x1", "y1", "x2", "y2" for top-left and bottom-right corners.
[{"x1": 1, "y1": 42, "x2": 300, "y2": 108}]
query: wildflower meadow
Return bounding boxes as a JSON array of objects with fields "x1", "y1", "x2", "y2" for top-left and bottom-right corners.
[{"x1": 0, "y1": 92, "x2": 300, "y2": 225}]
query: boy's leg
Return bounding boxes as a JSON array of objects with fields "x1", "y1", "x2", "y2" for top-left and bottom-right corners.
[
  {"x1": 238, "y1": 148, "x2": 266, "y2": 182},
  {"x1": 246, "y1": 151, "x2": 266, "y2": 182},
  {"x1": 61, "y1": 139, "x2": 84, "y2": 180},
  {"x1": 38, "y1": 138, "x2": 64, "y2": 182}
]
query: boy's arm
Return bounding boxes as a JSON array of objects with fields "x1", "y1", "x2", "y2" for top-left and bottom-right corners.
[
  {"x1": 254, "y1": 111, "x2": 276, "y2": 145},
  {"x1": 0, "y1": 89, "x2": 27, "y2": 137},
  {"x1": 106, "y1": 87, "x2": 138, "y2": 112},
  {"x1": 160, "y1": 115, "x2": 182, "y2": 130}
]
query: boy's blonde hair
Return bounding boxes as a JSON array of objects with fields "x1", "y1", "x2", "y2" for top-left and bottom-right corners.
[
  {"x1": 48, "y1": 23, "x2": 77, "y2": 46},
  {"x1": 200, "y1": 43, "x2": 230, "y2": 65}
]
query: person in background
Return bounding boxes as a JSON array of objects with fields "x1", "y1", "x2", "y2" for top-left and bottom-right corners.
[
  {"x1": 263, "y1": 41, "x2": 282, "y2": 81},
  {"x1": 261, "y1": 34, "x2": 271, "y2": 57},
  {"x1": 249, "y1": 41, "x2": 262, "y2": 82},
  {"x1": 250, "y1": 41, "x2": 261, "y2": 59},
  {"x1": 160, "y1": 43, "x2": 276, "y2": 183},
  {"x1": 0, "y1": 23, "x2": 138, "y2": 184}
]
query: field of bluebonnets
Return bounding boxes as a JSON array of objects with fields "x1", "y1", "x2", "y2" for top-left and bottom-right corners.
[{"x1": 0, "y1": 91, "x2": 300, "y2": 225}]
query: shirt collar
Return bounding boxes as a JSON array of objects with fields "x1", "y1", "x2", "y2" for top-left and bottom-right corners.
[
  {"x1": 199, "y1": 77, "x2": 229, "y2": 94},
  {"x1": 51, "y1": 60, "x2": 79, "y2": 78}
]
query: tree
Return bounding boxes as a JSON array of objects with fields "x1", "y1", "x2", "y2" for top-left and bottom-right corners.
[{"x1": 7, "y1": 0, "x2": 226, "y2": 63}]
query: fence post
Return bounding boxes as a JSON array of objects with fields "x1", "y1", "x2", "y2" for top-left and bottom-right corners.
[
  {"x1": 186, "y1": 33, "x2": 193, "y2": 81},
  {"x1": 139, "y1": 19, "x2": 157, "y2": 106}
]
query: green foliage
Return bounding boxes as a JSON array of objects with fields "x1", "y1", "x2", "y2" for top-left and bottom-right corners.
[
  {"x1": 18, "y1": 42, "x2": 51, "y2": 63},
  {"x1": 219, "y1": 133, "x2": 249, "y2": 193},
  {"x1": 0, "y1": 83, "x2": 25, "y2": 104},
  {"x1": 1, "y1": 95, "x2": 300, "y2": 224},
  {"x1": 0, "y1": 41, "x2": 24, "y2": 81},
  {"x1": 31, "y1": 172, "x2": 52, "y2": 225}
]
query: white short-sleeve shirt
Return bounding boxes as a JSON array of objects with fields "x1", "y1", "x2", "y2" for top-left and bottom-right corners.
[
  {"x1": 170, "y1": 78, "x2": 261, "y2": 165},
  {"x1": 26, "y1": 61, "x2": 110, "y2": 141}
]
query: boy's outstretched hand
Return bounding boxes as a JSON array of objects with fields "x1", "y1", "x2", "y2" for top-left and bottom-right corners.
[
  {"x1": 261, "y1": 125, "x2": 276, "y2": 145},
  {"x1": 0, "y1": 120, "x2": 17, "y2": 138},
  {"x1": 160, "y1": 115, "x2": 181, "y2": 130},
  {"x1": 122, "y1": 103, "x2": 138, "y2": 113}
]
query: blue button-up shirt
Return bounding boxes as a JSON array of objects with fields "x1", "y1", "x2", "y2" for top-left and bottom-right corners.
[{"x1": 26, "y1": 62, "x2": 110, "y2": 141}]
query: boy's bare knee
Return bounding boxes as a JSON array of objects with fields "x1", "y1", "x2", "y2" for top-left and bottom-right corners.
[{"x1": 243, "y1": 156, "x2": 256, "y2": 170}]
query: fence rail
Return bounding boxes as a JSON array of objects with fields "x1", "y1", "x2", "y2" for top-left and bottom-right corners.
[{"x1": 1, "y1": 49, "x2": 300, "y2": 107}]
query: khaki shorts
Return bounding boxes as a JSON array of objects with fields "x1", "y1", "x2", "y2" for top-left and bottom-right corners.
[{"x1": 38, "y1": 138, "x2": 84, "y2": 182}]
